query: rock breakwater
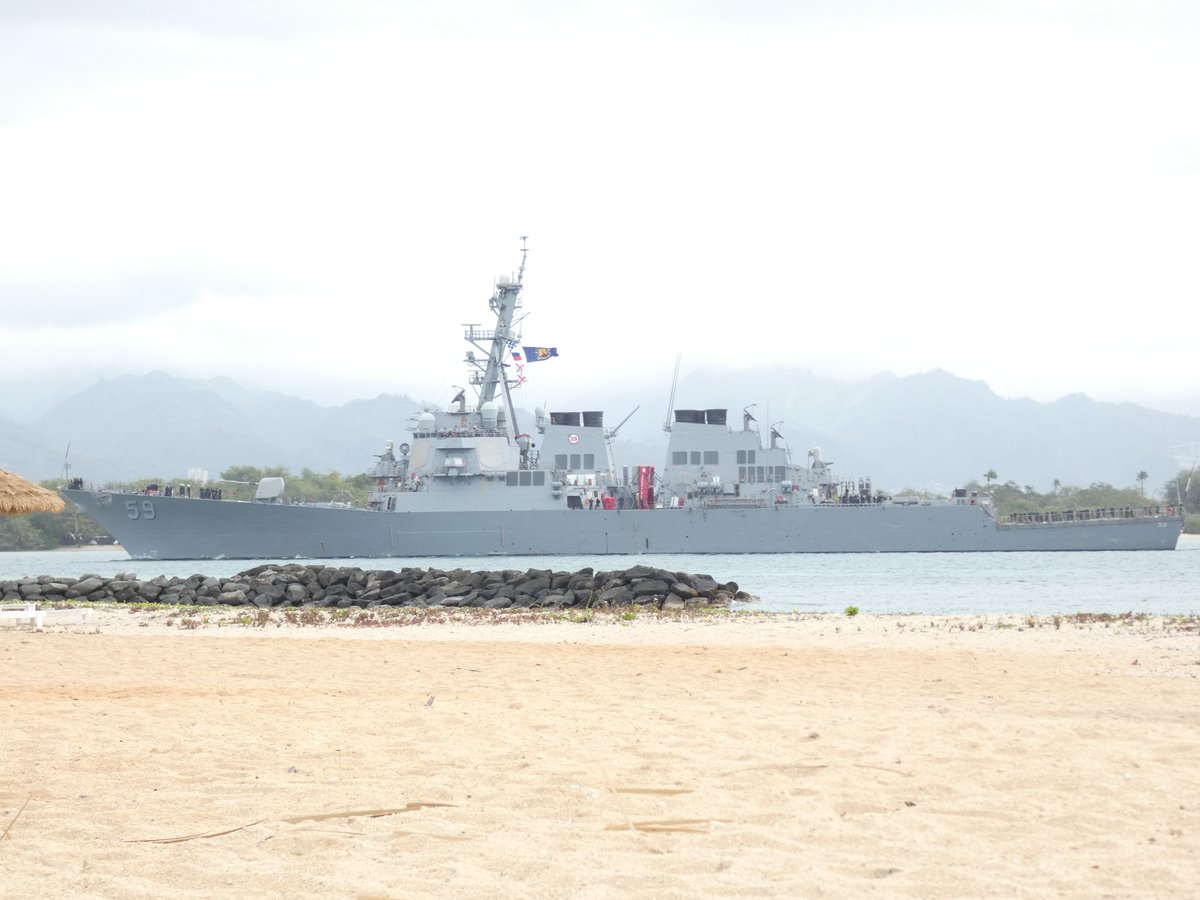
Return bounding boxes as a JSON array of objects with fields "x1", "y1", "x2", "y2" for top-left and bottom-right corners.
[{"x1": 2, "y1": 564, "x2": 752, "y2": 610}]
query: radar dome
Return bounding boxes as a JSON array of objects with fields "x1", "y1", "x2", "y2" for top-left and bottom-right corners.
[
  {"x1": 418, "y1": 412, "x2": 436, "y2": 432},
  {"x1": 255, "y1": 477, "x2": 285, "y2": 501}
]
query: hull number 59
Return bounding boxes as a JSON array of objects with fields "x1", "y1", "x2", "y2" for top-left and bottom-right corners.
[{"x1": 126, "y1": 499, "x2": 157, "y2": 520}]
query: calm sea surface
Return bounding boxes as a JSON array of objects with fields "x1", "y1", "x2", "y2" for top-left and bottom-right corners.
[{"x1": 3, "y1": 534, "x2": 1198, "y2": 615}]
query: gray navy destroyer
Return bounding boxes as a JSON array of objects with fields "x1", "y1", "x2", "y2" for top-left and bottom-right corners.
[{"x1": 62, "y1": 244, "x2": 1183, "y2": 559}]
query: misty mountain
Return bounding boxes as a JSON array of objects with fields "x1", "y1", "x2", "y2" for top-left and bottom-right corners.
[
  {"x1": 8, "y1": 372, "x2": 423, "y2": 484},
  {"x1": 2, "y1": 369, "x2": 1197, "y2": 497},
  {"x1": 653, "y1": 367, "x2": 1199, "y2": 493},
  {"x1": 0, "y1": 412, "x2": 60, "y2": 479}
]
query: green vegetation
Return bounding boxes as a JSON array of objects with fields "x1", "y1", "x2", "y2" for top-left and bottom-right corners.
[
  {"x1": 96, "y1": 465, "x2": 374, "y2": 506},
  {"x1": 844, "y1": 605, "x2": 860, "y2": 617},
  {"x1": 0, "y1": 511, "x2": 84, "y2": 551},
  {"x1": 1161, "y1": 468, "x2": 1200, "y2": 534},
  {"x1": 215, "y1": 465, "x2": 373, "y2": 505},
  {"x1": 966, "y1": 479, "x2": 1147, "y2": 517},
  {"x1": 0, "y1": 465, "x2": 376, "y2": 552},
  {"x1": 954, "y1": 468, "x2": 1199, "y2": 534},
  {"x1": 947, "y1": 467, "x2": 1198, "y2": 519}
]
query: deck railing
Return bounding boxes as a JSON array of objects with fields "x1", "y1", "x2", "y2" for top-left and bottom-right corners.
[{"x1": 1000, "y1": 506, "x2": 1179, "y2": 526}]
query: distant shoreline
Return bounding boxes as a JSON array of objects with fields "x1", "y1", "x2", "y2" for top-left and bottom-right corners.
[
  {"x1": 0, "y1": 544, "x2": 125, "y2": 555},
  {"x1": 2, "y1": 532, "x2": 1196, "y2": 555}
]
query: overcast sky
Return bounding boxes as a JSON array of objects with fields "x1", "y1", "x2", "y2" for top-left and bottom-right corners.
[{"x1": 3, "y1": 1, "x2": 1197, "y2": 416}]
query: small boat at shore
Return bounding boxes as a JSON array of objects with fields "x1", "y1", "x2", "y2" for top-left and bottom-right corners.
[{"x1": 62, "y1": 243, "x2": 1184, "y2": 559}]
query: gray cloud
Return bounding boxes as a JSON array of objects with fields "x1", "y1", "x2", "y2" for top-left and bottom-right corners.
[
  {"x1": 4, "y1": 1, "x2": 1192, "y2": 35},
  {"x1": 2, "y1": 267, "x2": 282, "y2": 327},
  {"x1": 0, "y1": 1, "x2": 399, "y2": 34}
]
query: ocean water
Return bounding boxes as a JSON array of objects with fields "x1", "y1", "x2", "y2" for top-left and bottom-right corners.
[{"x1": 3, "y1": 534, "x2": 1198, "y2": 615}]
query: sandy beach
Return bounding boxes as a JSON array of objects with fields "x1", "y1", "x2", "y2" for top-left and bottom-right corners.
[{"x1": 3, "y1": 608, "x2": 1199, "y2": 898}]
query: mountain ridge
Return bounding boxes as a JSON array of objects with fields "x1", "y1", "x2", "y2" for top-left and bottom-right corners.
[{"x1": 2, "y1": 369, "x2": 1196, "y2": 496}]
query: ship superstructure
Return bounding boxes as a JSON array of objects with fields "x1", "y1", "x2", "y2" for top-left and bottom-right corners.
[{"x1": 360, "y1": 241, "x2": 637, "y2": 515}]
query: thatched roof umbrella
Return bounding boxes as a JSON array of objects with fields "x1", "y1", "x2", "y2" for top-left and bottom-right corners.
[{"x1": 0, "y1": 468, "x2": 65, "y2": 515}]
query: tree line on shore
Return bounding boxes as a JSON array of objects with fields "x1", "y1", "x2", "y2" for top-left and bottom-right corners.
[
  {"x1": 954, "y1": 474, "x2": 1196, "y2": 521},
  {"x1": 1, "y1": 466, "x2": 370, "y2": 551},
  {"x1": 1, "y1": 466, "x2": 1196, "y2": 551}
]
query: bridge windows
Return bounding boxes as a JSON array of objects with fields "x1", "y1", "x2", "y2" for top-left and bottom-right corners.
[
  {"x1": 554, "y1": 454, "x2": 596, "y2": 471},
  {"x1": 506, "y1": 471, "x2": 547, "y2": 486},
  {"x1": 738, "y1": 465, "x2": 781, "y2": 483},
  {"x1": 673, "y1": 450, "x2": 721, "y2": 466}
]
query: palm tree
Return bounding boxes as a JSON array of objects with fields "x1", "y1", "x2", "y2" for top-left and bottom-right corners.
[
  {"x1": 1136, "y1": 470, "x2": 1149, "y2": 498},
  {"x1": 983, "y1": 469, "x2": 997, "y2": 486}
]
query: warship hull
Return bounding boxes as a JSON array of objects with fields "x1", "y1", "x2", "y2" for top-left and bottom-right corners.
[{"x1": 62, "y1": 489, "x2": 1183, "y2": 560}]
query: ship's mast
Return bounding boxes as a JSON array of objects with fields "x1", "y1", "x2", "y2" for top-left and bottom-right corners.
[
  {"x1": 457, "y1": 237, "x2": 531, "y2": 438},
  {"x1": 663, "y1": 353, "x2": 681, "y2": 434},
  {"x1": 479, "y1": 239, "x2": 526, "y2": 403}
]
